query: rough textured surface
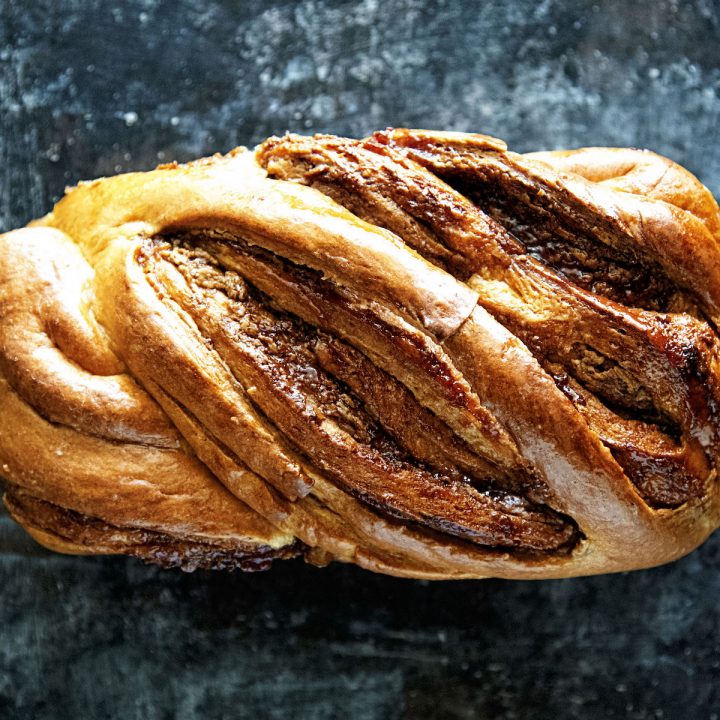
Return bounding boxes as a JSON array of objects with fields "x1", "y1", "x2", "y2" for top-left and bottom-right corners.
[{"x1": 1, "y1": 1, "x2": 720, "y2": 718}]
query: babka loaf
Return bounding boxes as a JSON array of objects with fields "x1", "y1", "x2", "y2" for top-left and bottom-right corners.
[{"x1": 2, "y1": 129, "x2": 719, "y2": 578}]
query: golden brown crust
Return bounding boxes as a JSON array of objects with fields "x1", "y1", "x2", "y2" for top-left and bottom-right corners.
[
  {"x1": 2, "y1": 130, "x2": 719, "y2": 578},
  {"x1": 525, "y1": 146, "x2": 720, "y2": 238},
  {"x1": 0, "y1": 374, "x2": 290, "y2": 547}
]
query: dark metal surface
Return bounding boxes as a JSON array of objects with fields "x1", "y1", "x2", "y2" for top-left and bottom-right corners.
[{"x1": 2, "y1": 1, "x2": 720, "y2": 718}]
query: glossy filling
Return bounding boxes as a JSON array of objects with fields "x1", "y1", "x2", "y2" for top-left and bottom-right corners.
[
  {"x1": 258, "y1": 133, "x2": 720, "y2": 508},
  {"x1": 138, "y1": 235, "x2": 578, "y2": 552}
]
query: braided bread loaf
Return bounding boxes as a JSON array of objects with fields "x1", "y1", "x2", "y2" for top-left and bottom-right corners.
[{"x1": 2, "y1": 129, "x2": 719, "y2": 578}]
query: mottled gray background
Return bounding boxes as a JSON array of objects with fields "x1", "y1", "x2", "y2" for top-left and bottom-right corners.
[{"x1": 2, "y1": 1, "x2": 720, "y2": 718}]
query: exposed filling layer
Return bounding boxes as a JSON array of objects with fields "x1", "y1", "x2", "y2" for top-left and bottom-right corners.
[
  {"x1": 258, "y1": 133, "x2": 720, "y2": 509},
  {"x1": 139, "y1": 235, "x2": 578, "y2": 552},
  {"x1": 455, "y1": 164, "x2": 682, "y2": 312},
  {"x1": 372, "y1": 130, "x2": 697, "y2": 314},
  {"x1": 4, "y1": 487, "x2": 298, "y2": 571}
]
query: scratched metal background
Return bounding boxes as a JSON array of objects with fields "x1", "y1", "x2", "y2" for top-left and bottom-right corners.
[{"x1": 2, "y1": 1, "x2": 720, "y2": 718}]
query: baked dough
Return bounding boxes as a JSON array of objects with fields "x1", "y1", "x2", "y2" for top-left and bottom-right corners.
[{"x1": 2, "y1": 129, "x2": 719, "y2": 578}]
